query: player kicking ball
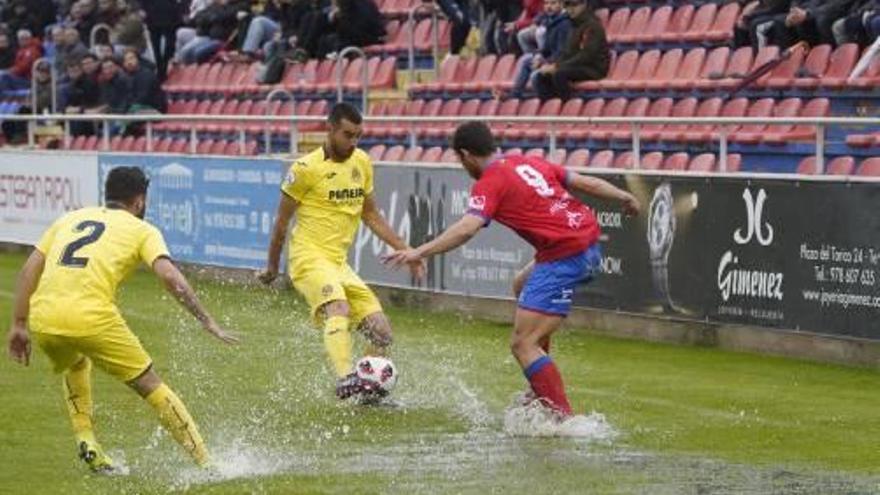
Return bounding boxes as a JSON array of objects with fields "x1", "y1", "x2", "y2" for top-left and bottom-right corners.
[
  {"x1": 259, "y1": 103, "x2": 423, "y2": 401},
  {"x1": 385, "y1": 121, "x2": 640, "y2": 423},
  {"x1": 6, "y1": 167, "x2": 238, "y2": 474}
]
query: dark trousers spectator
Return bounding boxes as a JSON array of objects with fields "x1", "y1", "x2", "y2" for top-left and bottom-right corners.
[
  {"x1": 151, "y1": 26, "x2": 177, "y2": 81},
  {"x1": 735, "y1": 13, "x2": 783, "y2": 47},
  {"x1": 533, "y1": 66, "x2": 600, "y2": 100},
  {"x1": 436, "y1": 0, "x2": 472, "y2": 54}
]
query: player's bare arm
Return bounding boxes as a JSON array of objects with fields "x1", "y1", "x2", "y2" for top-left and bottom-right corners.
[
  {"x1": 566, "y1": 173, "x2": 642, "y2": 216},
  {"x1": 384, "y1": 214, "x2": 484, "y2": 267},
  {"x1": 362, "y1": 193, "x2": 425, "y2": 279},
  {"x1": 6, "y1": 249, "x2": 45, "y2": 366},
  {"x1": 152, "y1": 257, "x2": 239, "y2": 344},
  {"x1": 259, "y1": 192, "x2": 299, "y2": 284}
]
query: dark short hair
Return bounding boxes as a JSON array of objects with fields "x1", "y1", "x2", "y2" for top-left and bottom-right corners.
[
  {"x1": 81, "y1": 53, "x2": 98, "y2": 62},
  {"x1": 451, "y1": 121, "x2": 495, "y2": 157},
  {"x1": 105, "y1": 166, "x2": 149, "y2": 203},
  {"x1": 328, "y1": 102, "x2": 362, "y2": 126}
]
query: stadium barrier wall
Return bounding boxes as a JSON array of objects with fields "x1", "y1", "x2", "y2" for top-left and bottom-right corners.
[{"x1": 2, "y1": 151, "x2": 878, "y2": 365}]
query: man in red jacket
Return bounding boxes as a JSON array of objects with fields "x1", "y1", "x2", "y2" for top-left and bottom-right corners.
[{"x1": 0, "y1": 29, "x2": 43, "y2": 94}]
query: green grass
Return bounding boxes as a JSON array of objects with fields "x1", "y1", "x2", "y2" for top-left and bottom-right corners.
[{"x1": 0, "y1": 251, "x2": 878, "y2": 494}]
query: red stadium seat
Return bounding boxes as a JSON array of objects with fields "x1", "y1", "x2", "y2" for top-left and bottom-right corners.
[
  {"x1": 765, "y1": 98, "x2": 829, "y2": 144},
  {"x1": 577, "y1": 50, "x2": 639, "y2": 92},
  {"x1": 368, "y1": 144, "x2": 386, "y2": 161},
  {"x1": 604, "y1": 97, "x2": 650, "y2": 141},
  {"x1": 560, "y1": 98, "x2": 604, "y2": 141},
  {"x1": 155, "y1": 137, "x2": 173, "y2": 153},
  {"x1": 688, "y1": 153, "x2": 716, "y2": 172},
  {"x1": 525, "y1": 148, "x2": 546, "y2": 159},
  {"x1": 856, "y1": 157, "x2": 880, "y2": 176},
  {"x1": 827, "y1": 156, "x2": 857, "y2": 175},
  {"x1": 209, "y1": 140, "x2": 227, "y2": 155},
  {"x1": 789, "y1": 44, "x2": 832, "y2": 89},
  {"x1": 663, "y1": 152, "x2": 690, "y2": 171},
  {"x1": 655, "y1": 97, "x2": 698, "y2": 141},
  {"x1": 614, "y1": 6, "x2": 651, "y2": 44},
  {"x1": 196, "y1": 139, "x2": 214, "y2": 154},
  {"x1": 848, "y1": 45, "x2": 880, "y2": 89},
  {"x1": 694, "y1": 46, "x2": 750, "y2": 91},
  {"x1": 633, "y1": 6, "x2": 673, "y2": 44},
  {"x1": 132, "y1": 136, "x2": 146, "y2": 152},
  {"x1": 478, "y1": 54, "x2": 518, "y2": 92},
  {"x1": 440, "y1": 148, "x2": 458, "y2": 163},
  {"x1": 521, "y1": 98, "x2": 562, "y2": 141},
  {"x1": 812, "y1": 43, "x2": 859, "y2": 89},
  {"x1": 564, "y1": 149, "x2": 590, "y2": 167},
  {"x1": 705, "y1": 2, "x2": 740, "y2": 42},
  {"x1": 683, "y1": 98, "x2": 747, "y2": 143},
  {"x1": 759, "y1": 97, "x2": 803, "y2": 145},
  {"x1": 644, "y1": 49, "x2": 685, "y2": 90},
  {"x1": 601, "y1": 50, "x2": 657, "y2": 90},
  {"x1": 383, "y1": 145, "x2": 406, "y2": 161},
  {"x1": 640, "y1": 151, "x2": 664, "y2": 170},
  {"x1": 762, "y1": 44, "x2": 808, "y2": 88},
  {"x1": 641, "y1": 97, "x2": 674, "y2": 141},
  {"x1": 604, "y1": 7, "x2": 631, "y2": 39},
  {"x1": 421, "y1": 146, "x2": 443, "y2": 162},
  {"x1": 612, "y1": 151, "x2": 634, "y2": 169},
  {"x1": 730, "y1": 98, "x2": 775, "y2": 144},
  {"x1": 584, "y1": 97, "x2": 627, "y2": 140},
  {"x1": 682, "y1": 3, "x2": 718, "y2": 42},
  {"x1": 590, "y1": 150, "x2": 614, "y2": 168},
  {"x1": 659, "y1": 5, "x2": 695, "y2": 43},
  {"x1": 447, "y1": 55, "x2": 495, "y2": 93},
  {"x1": 501, "y1": 97, "x2": 541, "y2": 140},
  {"x1": 402, "y1": 145, "x2": 424, "y2": 162},
  {"x1": 547, "y1": 148, "x2": 567, "y2": 165}
]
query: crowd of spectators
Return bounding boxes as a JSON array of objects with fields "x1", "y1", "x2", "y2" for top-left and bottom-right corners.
[{"x1": 733, "y1": 0, "x2": 880, "y2": 50}]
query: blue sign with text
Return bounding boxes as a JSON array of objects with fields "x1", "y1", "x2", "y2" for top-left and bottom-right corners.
[{"x1": 98, "y1": 154, "x2": 284, "y2": 269}]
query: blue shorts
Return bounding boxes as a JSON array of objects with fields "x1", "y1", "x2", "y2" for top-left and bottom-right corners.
[{"x1": 518, "y1": 244, "x2": 602, "y2": 317}]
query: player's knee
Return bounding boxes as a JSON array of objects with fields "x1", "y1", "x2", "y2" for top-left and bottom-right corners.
[
  {"x1": 510, "y1": 333, "x2": 529, "y2": 357},
  {"x1": 322, "y1": 300, "x2": 351, "y2": 318},
  {"x1": 128, "y1": 367, "x2": 163, "y2": 398},
  {"x1": 359, "y1": 314, "x2": 393, "y2": 348}
]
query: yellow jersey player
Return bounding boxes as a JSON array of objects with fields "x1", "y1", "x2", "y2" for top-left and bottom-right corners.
[
  {"x1": 259, "y1": 102, "x2": 422, "y2": 400},
  {"x1": 6, "y1": 166, "x2": 238, "y2": 474}
]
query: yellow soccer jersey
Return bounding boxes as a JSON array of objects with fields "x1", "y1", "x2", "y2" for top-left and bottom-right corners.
[
  {"x1": 29, "y1": 206, "x2": 170, "y2": 336},
  {"x1": 281, "y1": 146, "x2": 374, "y2": 265}
]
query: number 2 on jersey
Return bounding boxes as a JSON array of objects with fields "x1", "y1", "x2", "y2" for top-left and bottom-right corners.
[
  {"x1": 515, "y1": 164, "x2": 555, "y2": 198},
  {"x1": 59, "y1": 220, "x2": 106, "y2": 268}
]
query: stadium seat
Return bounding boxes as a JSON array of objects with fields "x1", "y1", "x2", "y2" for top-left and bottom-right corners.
[
  {"x1": 440, "y1": 148, "x2": 458, "y2": 163},
  {"x1": 169, "y1": 138, "x2": 189, "y2": 154},
  {"x1": 564, "y1": 149, "x2": 590, "y2": 167},
  {"x1": 605, "y1": 7, "x2": 631, "y2": 40},
  {"x1": 383, "y1": 144, "x2": 405, "y2": 161},
  {"x1": 730, "y1": 98, "x2": 775, "y2": 144},
  {"x1": 828, "y1": 156, "x2": 857, "y2": 175},
  {"x1": 856, "y1": 157, "x2": 880, "y2": 176},
  {"x1": 688, "y1": 153, "x2": 716, "y2": 172},
  {"x1": 764, "y1": 98, "x2": 829, "y2": 144},
  {"x1": 640, "y1": 97, "x2": 674, "y2": 141},
  {"x1": 590, "y1": 149, "x2": 614, "y2": 168},
  {"x1": 447, "y1": 55, "x2": 495, "y2": 93},
  {"x1": 632, "y1": 6, "x2": 672, "y2": 44},
  {"x1": 604, "y1": 97, "x2": 650, "y2": 141},
  {"x1": 614, "y1": 6, "x2": 651, "y2": 44},
  {"x1": 655, "y1": 97, "x2": 698, "y2": 141},
  {"x1": 132, "y1": 136, "x2": 147, "y2": 152},
  {"x1": 402, "y1": 145, "x2": 424, "y2": 162},
  {"x1": 196, "y1": 139, "x2": 214, "y2": 154},
  {"x1": 705, "y1": 2, "x2": 740, "y2": 42},
  {"x1": 119, "y1": 135, "x2": 137, "y2": 152},
  {"x1": 810, "y1": 43, "x2": 859, "y2": 89},
  {"x1": 600, "y1": 50, "x2": 653, "y2": 91},
  {"x1": 694, "y1": 46, "x2": 751, "y2": 91},
  {"x1": 612, "y1": 151, "x2": 634, "y2": 169},
  {"x1": 521, "y1": 98, "x2": 562, "y2": 141},
  {"x1": 477, "y1": 54, "x2": 518, "y2": 93},
  {"x1": 643, "y1": 48, "x2": 685, "y2": 90},
  {"x1": 848, "y1": 45, "x2": 880, "y2": 89},
  {"x1": 525, "y1": 148, "x2": 546, "y2": 159},
  {"x1": 845, "y1": 131, "x2": 880, "y2": 148},
  {"x1": 577, "y1": 50, "x2": 638, "y2": 92},
  {"x1": 762, "y1": 43, "x2": 808, "y2": 88},
  {"x1": 682, "y1": 3, "x2": 718, "y2": 42},
  {"x1": 584, "y1": 97, "x2": 627, "y2": 140},
  {"x1": 759, "y1": 97, "x2": 803, "y2": 144},
  {"x1": 155, "y1": 137, "x2": 173, "y2": 153},
  {"x1": 787, "y1": 44, "x2": 832, "y2": 89},
  {"x1": 663, "y1": 152, "x2": 690, "y2": 171},
  {"x1": 547, "y1": 148, "x2": 567, "y2": 165},
  {"x1": 595, "y1": 8, "x2": 609, "y2": 26},
  {"x1": 209, "y1": 140, "x2": 228, "y2": 155},
  {"x1": 69, "y1": 135, "x2": 87, "y2": 150},
  {"x1": 683, "y1": 98, "x2": 747, "y2": 143},
  {"x1": 109, "y1": 136, "x2": 123, "y2": 151},
  {"x1": 641, "y1": 151, "x2": 664, "y2": 170},
  {"x1": 547, "y1": 98, "x2": 584, "y2": 141},
  {"x1": 421, "y1": 146, "x2": 443, "y2": 162},
  {"x1": 658, "y1": 5, "x2": 695, "y2": 43},
  {"x1": 368, "y1": 144, "x2": 386, "y2": 161},
  {"x1": 421, "y1": 98, "x2": 461, "y2": 138},
  {"x1": 500, "y1": 97, "x2": 541, "y2": 140}
]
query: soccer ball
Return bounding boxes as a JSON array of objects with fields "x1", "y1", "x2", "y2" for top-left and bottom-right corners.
[{"x1": 355, "y1": 356, "x2": 398, "y2": 393}]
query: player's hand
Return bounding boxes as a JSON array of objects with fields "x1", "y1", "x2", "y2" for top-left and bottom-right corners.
[
  {"x1": 7, "y1": 323, "x2": 31, "y2": 366},
  {"x1": 539, "y1": 63, "x2": 557, "y2": 74},
  {"x1": 382, "y1": 248, "x2": 423, "y2": 269},
  {"x1": 203, "y1": 319, "x2": 240, "y2": 345},
  {"x1": 622, "y1": 194, "x2": 641, "y2": 216},
  {"x1": 407, "y1": 258, "x2": 426, "y2": 282},
  {"x1": 257, "y1": 268, "x2": 278, "y2": 285}
]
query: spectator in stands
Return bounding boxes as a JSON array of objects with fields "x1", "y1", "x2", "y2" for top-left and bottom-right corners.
[
  {"x1": 479, "y1": 0, "x2": 522, "y2": 55},
  {"x1": 114, "y1": 10, "x2": 150, "y2": 58},
  {"x1": 300, "y1": 0, "x2": 385, "y2": 59},
  {"x1": 44, "y1": 26, "x2": 65, "y2": 62},
  {"x1": 63, "y1": 57, "x2": 101, "y2": 115},
  {"x1": 81, "y1": 52, "x2": 100, "y2": 81},
  {"x1": 532, "y1": 0, "x2": 608, "y2": 101},
  {"x1": 0, "y1": 29, "x2": 44, "y2": 95},
  {"x1": 512, "y1": 0, "x2": 571, "y2": 97},
  {"x1": 425, "y1": 0, "x2": 473, "y2": 55},
  {"x1": 30, "y1": 60, "x2": 55, "y2": 113},
  {"x1": 94, "y1": 0, "x2": 123, "y2": 28},
  {"x1": 66, "y1": 0, "x2": 98, "y2": 46},
  {"x1": 504, "y1": 0, "x2": 543, "y2": 50},
  {"x1": 122, "y1": 47, "x2": 166, "y2": 112},
  {"x1": 234, "y1": 2, "x2": 284, "y2": 61},
  {"x1": 141, "y1": 0, "x2": 183, "y2": 81},
  {"x1": 734, "y1": 0, "x2": 791, "y2": 49},
  {"x1": 176, "y1": 0, "x2": 246, "y2": 64},
  {"x1": 762, "y1": 0, "x2": 859, "y2": 47},
  {"x1": 97, "y1": 56, "x2": 131, "y2": 113},
  {"x1": 2, "y1": 0, "x2": 57, "y2": 38},
  {"x1": 832, "y1": 0, "x2": 880, "y2": 46},
  {"x1": 54, "y1": 27, "x2": 90, "y2": 78},
  {"x1": 0, "y1": 32, "x2": 15, "y2": 70}
]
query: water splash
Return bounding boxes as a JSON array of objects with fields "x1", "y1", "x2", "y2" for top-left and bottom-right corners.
[{"x1": 503, "y1": 399, "x2": 618, "y2": 441}]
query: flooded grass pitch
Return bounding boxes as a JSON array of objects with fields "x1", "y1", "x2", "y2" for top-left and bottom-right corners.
[{"x1": 0, "y1": 253, "x2": 878, "y2": 494}]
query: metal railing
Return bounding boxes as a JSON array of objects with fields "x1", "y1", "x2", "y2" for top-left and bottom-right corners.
[
  {"x1": 89, "y1": 23, "x2": 112, "y2": 49},
  {"x1": 5, "y1": 113, "x2": 880, "y2": 175},
  {"x1": 407, "y1": 3, "x2": 443, "y2": 83},
  {"x1": 264, "y1": 88, "x2": 296, "y2": 155},
  {"x1": 335, "y1": 46, "x2": 369, "y2": 110}
]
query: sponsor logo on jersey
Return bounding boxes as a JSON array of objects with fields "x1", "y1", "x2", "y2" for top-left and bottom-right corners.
[
  {"x1": 468, "y1": 195, "x2": 486, "y2": 211},
  {"x1": 328, "y1": 188, "x2": 365, "y2": 201}
]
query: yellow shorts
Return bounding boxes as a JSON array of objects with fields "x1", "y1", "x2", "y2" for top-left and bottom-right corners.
[
  {"x1": 290, "y1": 256, "x2": 383, "y2": 325},
  {"x1": 33, "y1": 324, "x2": 152, "y2": 383}
]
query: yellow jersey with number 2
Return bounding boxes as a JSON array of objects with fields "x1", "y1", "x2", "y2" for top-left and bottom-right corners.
[{"x1": 29, "y1": 206, "x2": 170, "y2": 337}]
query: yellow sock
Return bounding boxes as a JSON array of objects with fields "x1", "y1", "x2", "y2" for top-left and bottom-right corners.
[
  {"x1": 145, "y1": 384, "x2": 209, "y2": 467},
  {"x1": 323, "y1": 315, "x2": 353, "y2": 378},
  {"x1": 63, "y1": 357, "x2": 94, "y2": 443}
]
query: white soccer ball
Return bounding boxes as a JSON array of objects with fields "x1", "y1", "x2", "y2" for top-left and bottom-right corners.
[{"x1": 355, "y1": 356, "x2": 398, "y2": 393}]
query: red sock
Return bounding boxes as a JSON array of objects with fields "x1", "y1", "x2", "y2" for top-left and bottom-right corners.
[{"x1": 523, "y1": 356, "x2": 572, "y2": 416}]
